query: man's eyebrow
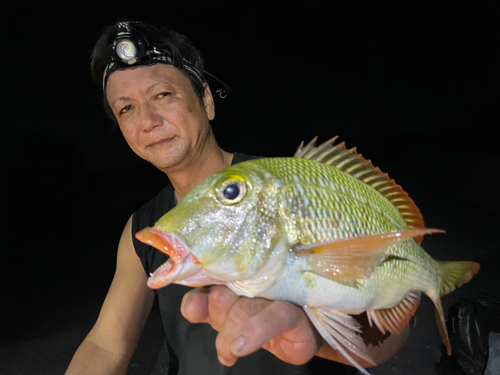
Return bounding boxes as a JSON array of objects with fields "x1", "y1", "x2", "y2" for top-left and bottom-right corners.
[
  {"x1": 112, "y1": 97, "x2": 131, "y2": 107},
  {"x1": 145, "y1": 82, "x2": 162, "y2": 94},
  {"x1": 112, "y1": 82, "x2": 166, "y2": 107}
]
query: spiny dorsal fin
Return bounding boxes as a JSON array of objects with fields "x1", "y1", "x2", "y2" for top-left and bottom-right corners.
[{"x1": 295, "y1": 137, "x2": 425, "y2": 242}]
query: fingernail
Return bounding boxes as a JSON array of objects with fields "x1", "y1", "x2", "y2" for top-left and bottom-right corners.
[{"x1": 232, "y1": 335, "x2": 246, "y2": 353}]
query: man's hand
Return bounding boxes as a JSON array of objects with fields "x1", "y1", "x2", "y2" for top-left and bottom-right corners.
[{"x1": 181, "y1": 286, "x2": 322, "y2": 366}]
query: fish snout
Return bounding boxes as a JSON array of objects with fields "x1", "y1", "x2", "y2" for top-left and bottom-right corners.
[
  {"x1": 135, "y1": 227, "x2": 203, "y2": 289},
  {"x1": 135, "y1": 226, "x2": 190, "y2": 261}
]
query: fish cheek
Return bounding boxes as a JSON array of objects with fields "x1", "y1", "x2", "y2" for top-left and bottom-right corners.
[
  {"x1": 218, "y1": 191, "x2": 280, "y2": 277},
  {"x1": 192, "y1": 203, "x2": 254, "y2": 274}
]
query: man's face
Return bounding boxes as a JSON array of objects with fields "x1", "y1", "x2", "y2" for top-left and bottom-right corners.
[{"x1": 106, "y1": 64, "x2": 215, "y2": 171}]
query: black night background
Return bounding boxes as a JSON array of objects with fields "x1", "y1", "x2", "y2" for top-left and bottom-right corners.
[{"x1": 2, "y1": 1, "x2": 499, "y2": 374}]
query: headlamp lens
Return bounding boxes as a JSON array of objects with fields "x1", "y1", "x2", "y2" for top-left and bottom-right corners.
[{"x1": 116, "y1": 39, "x2": 137, "y2": 63}]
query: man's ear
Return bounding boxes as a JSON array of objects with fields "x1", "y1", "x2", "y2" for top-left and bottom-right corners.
[{"x1": 202, "y1": 83, "x2": 216, "y2": 120}]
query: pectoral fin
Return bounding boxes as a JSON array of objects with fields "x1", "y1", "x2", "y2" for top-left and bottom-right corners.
[
  {"x1": 304, "y1": 306, "x2": 374, "y2": 375},
  {"x1": 367, "y1": 291, "x2": 421, "y2": 335},
  {"x1": 298, "y1": 228, "x2": 442, "y2": 281}
]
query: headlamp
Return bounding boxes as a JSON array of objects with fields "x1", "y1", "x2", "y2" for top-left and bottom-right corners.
[
  {"x1": 115, "y1": 39, "x2": 138, "y2": 64},
  {"x1": 110, "y1": 21, "x2": 148, "y2": 66}
]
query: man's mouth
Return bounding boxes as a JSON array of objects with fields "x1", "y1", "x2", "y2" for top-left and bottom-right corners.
[{"x1": 148, "y1": 136, "x2": 175, "y2": 147}]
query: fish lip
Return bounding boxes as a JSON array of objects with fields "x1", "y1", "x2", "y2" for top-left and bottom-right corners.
[
  {"x1": 147, "y1": 253, "x2": 203, "y2": 289},
  {"x1": 135, "y1": 227, "x2": 203, "y2": 289},
  {"x1": 136, "y1": 226, "x2": 190, "y2": 262},
  {"x1": 147, "y1": 258, "x2": 177, "y2": 289}
]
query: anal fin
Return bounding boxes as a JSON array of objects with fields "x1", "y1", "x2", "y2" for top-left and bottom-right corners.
[
  {"x1": 367, "y1": 292, "x2": 421, "y2": 335},
  {"x1": 304, "y1": 306, "x2": 374, "y2": 375}
]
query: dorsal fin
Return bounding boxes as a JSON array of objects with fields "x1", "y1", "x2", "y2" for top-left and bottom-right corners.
[{"x1": 294, "y1": 137, "x2": 425, "y2": 242}]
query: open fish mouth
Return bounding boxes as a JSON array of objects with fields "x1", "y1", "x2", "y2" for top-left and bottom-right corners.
[{"x1": 135, "y1": 227, "x2": 203, "y2": 289}]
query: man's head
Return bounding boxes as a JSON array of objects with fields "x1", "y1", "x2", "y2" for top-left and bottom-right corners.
[
  {"x1": 91, "y1": 21, "x2": 207, "y2": 123},
  {"x1": 92, "y1": 21, "x2": 219, "y2": 172}
]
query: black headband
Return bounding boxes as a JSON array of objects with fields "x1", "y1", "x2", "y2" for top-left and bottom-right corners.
[{"x1": 102, "y1": 21, "x2": 206, "y2": 92}]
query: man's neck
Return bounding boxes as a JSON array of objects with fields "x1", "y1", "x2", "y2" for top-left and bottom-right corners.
[{"x1": 166, "y1": 140, "x2": 233, "y2": 200}]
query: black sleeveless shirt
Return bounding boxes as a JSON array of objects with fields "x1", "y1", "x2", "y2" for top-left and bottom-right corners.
[{"x1": 131, "y1": 152, "x2": 345, "y2": 375}]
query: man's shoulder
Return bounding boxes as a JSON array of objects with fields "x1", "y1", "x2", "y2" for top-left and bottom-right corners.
[
  {"x1": 232, "y1": 152, "x2": 264, "y2": 164},
  {"x1": 132, "y1": 183, "x2": 174, "y2": 232}
]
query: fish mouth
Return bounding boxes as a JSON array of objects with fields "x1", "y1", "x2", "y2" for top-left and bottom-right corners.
[{"x1": 135, "y1": 227, "x2": 203, "y2": 289}]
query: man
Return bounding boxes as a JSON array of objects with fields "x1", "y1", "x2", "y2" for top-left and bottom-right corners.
[{"x1": 66, "y1": 20, "x2": 406, "y2": 375}]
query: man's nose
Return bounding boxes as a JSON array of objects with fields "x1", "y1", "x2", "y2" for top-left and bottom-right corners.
[{"x1": 138, "y1": 102, "x2": 163, "y2": 131}]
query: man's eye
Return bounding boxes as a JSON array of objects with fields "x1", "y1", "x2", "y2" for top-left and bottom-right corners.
[
  {"x1": 119, "y1": 105, "x2": 133, "y2": 115},
  {"x1": 156, "y1": 92, "x2": 172, "y2": 99}
]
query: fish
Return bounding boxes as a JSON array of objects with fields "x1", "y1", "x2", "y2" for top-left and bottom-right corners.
[{"x1": 136, "y1": 136, "x2": 480, "y2": 374}]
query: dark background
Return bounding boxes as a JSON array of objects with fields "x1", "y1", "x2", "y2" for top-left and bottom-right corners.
[{"x1": 2, "y1": 1, "x2": 499, "y2": 374}]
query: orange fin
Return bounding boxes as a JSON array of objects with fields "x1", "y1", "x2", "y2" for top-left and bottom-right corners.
[
  {"x1": 298, "y1": 228, "x2": 443, "y2": 280},
  {"x1": 367, "y1": 292, "x2": 421, "y2": 335},
  {"x1": 432, "y1": 297, "x2": 452, "y2": 355},
  {"x1": 304, "y1": 306, "x2": 374, "y2": 375},
  {"x1": 428, "y1": 261, "x2": 480, "y2": 356},
  {"x1": 295, "y1": 137, "x2": 426, "y2": 243}
]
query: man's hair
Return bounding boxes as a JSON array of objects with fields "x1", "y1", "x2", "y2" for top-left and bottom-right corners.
[{"x1": 90, "y1": 21, "x2": 206, "y2": 123}]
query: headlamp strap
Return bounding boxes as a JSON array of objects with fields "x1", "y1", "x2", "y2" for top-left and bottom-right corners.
[{"x1": 101, "y1": 22, "x2": 229, "y2": 97}]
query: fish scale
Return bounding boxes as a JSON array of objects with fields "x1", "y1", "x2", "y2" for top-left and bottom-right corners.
[
  {"x1": 137, "y1": 137, "x2": 480, "y2": 375},
  {"x1": 266, "y1": 159, "x2": 404, "y2": 246}
]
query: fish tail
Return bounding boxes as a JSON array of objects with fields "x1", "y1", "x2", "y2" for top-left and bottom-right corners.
[
  {"x1": 438, "y1": 261, "x2": 480, "y2": 297},
  {"x1": 429, "y1": 260, "x2": 480, "y2": 356}
]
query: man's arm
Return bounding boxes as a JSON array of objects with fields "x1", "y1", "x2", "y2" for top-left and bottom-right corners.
[
  {"x1": 181, "y1": 286, "x2": 407, "y2": 368},
  {"x1": 66, "y1": 216, "x2": 155, "y2": 375}
]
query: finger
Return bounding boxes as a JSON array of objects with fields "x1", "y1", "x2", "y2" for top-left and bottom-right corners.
[
  {"x1": 215, "y1": 297, "x2": 272, "y2": 366},
  {"x1": 230, "y1": 300, "x2": 308, "y2": 357},
  {"x1": 207, "y1": 285, "x2": 240, "y2": 332},
  {"x1": 181, "y1": 287, "x2": 210, "y2": 324}
]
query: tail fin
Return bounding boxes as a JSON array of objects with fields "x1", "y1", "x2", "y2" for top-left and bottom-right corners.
[
  {"x1": 439, "y1": 261, "x2": 480, "y2": 297},
  {"x1": 431, "y1": 261, "x2": 480, "y2": 355}
]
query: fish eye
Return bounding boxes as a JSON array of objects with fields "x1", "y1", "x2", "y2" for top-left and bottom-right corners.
[
  {"x1": 223, "y1": 184, "x2": 239, "y2": 200},
  {"x1": 217, "y1": 179, "x2": 247, "y2": 205}
]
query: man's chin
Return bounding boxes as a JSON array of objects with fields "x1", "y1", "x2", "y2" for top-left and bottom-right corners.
[
  {"x1": 150, "y1": 153, "x2": 188, "y2": 172},
  {"x1": 146, "y1": 143, "x2": 188, "y2": 171}
]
